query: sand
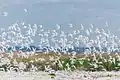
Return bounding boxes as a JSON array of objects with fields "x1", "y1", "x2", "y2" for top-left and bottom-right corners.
[{"x1": 0, "y1": 71, "x2": 120, "y2": 80}]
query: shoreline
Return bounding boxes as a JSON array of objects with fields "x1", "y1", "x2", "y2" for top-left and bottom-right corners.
[{"x1": 0, "y1": 71, "x2": 120, "y2": 80}]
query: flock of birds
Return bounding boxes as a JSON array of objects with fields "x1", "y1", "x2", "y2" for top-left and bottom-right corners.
[
  {"x1": 0, "y1": 8, "x2": 119, "y2": 54},
  {"x1": 0, "y1": 21, "x2": 118, "y2": 72},
  {"x1": 0, "y1": 9, "x2": 119, "y2": 73},
  {"x1": 0, "y1": 20, "x2": 119, "y2": 54}
]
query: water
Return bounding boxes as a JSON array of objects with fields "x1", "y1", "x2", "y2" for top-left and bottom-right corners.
[
  {"x1": 0, "y1": 21, "x2": 118, "y2": 53},
  {"x1": 0, "y1": 0, "x2": 120, "y2": 33},
  {"x1": 0, "y1": 0, "x2": 120, "y2": 53}
]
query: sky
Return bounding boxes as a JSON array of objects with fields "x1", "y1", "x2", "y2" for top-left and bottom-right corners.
[{"x1": 0, "y1": 0, "x2": 120, "y2": 36}]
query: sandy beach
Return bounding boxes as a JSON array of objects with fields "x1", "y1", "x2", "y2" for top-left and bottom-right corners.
[{"x1": 0, "y1": 71, "x2": 120, "y2": 80}]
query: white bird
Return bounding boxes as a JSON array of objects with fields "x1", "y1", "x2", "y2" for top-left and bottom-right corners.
[
  {"x1": 69, "y1": 24, "x2": 73, "y2": 28},
  {"x1": 80, "y1": 24, "x2": 84, "y2": 30},
  {"x1": 105, "y1": 21, "x2": 109, "y2": 27},
  {"x1": 86, "y1": 29, "x2": 90, "y2": 36},
  {"x1": 2, "y1": 12, "x2": 8, "y2": 16},
  {"x1": 39, "y1": 25, "x2": 43, "y2": 28},
  {"x1": 24, "y1": 9, "x2": 28, "y2": 13},
  {"x1": 90, "y1": 24, "x2": 94, "y2": 28},
  {"x1": 56, "y1": 24, "x2": 61, "y2": 30},
  {"x1": 21, "y1": 22, "x2": 25, "y2": 25}
]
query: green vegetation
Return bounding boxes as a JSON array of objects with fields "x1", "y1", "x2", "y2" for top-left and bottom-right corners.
[{"x1": 1, "y1": 52, "x2": 120, "y2": 71}]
